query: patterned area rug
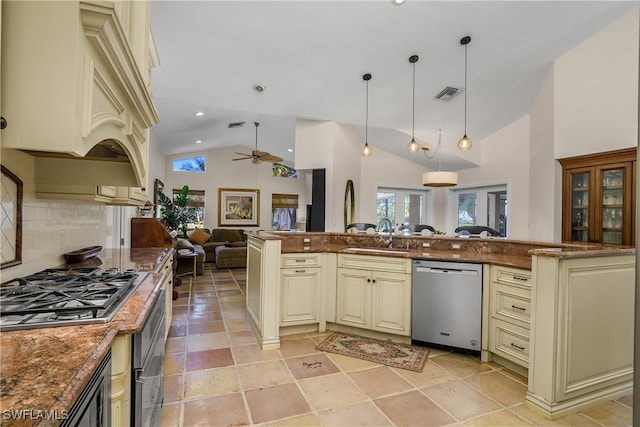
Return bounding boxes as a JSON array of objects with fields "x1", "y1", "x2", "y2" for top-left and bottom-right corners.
[{"x1": 316, "y1": 332, "x2": 429, "y2": 372}]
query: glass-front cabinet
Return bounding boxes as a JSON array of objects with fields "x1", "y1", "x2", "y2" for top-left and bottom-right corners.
[{"x1": 560, "y1": 148, "x2": 636, "y2": 246}]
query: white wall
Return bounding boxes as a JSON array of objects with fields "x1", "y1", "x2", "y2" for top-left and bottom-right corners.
[
  {"x1": 529, "y1": 64, "x2": 560, "y2": 241},
  {"x1": 554, "y1": 7, "x2": 639, "y2": 159},
  {"x1": 163, "y1": 145, "x2": 309, "y2": 231},
  {"x1": 295, "y1": 119, "x2": 428, "y2": 232}
]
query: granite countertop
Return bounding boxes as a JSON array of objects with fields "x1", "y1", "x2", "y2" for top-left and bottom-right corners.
[
  {"x1": 256, "y1": 231, "x2": 636, "y2": 270},
  {"x1": 0, "y1": 248, "x2": 172, "y2": 427}
]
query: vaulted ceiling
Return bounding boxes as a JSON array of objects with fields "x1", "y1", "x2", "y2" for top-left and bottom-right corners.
[{"x1": 150, "y1": 1, "x2": 637, "y2": 170}]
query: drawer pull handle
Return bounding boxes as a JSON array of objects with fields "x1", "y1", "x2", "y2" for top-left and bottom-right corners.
[
  {"x1": 510, "y1": 343, "x2": 525, "y2": 350},
  {"x1": 511, "y1": 305, "x2": 526, "y2": 311},
  {"x1": 295, "y1": 269, "x2": 305, "y2": 273},
  {"x1": 295, "y1": 259, "x2": 306, "y2": 263},
  {"x1": 513, "y1": 276, "x2": 529, "y2": 282}
]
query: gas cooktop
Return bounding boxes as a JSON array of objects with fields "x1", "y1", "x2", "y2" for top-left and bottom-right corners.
[{"x1": 0, "y1": 267, "x2": 148, "y2": 331}]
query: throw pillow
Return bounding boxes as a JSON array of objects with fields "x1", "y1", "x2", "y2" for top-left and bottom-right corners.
[
  {"x1": 189, "y1": 228, "x2": 211, "y2": 246},
  {"x1": 177, "y1": 238, "x2": 194, "y2": 250}
]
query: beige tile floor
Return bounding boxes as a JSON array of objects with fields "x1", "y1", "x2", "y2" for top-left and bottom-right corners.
[{"x1": 161, "y1": 264, "x2": 633, "y2": 427}]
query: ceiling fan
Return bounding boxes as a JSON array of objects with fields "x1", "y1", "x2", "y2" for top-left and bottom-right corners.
[{"x1": 233, "y1": 122, "x2": 283, "y2": 164}]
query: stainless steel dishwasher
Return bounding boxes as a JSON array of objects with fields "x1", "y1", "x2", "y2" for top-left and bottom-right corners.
[{"x1": 411, "y1": 260, "x2": 482, "y2": 353}]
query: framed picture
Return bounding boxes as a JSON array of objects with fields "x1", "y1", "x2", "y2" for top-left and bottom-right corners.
[
  {"x1": 218, "y1": 188, "x2": 260, "y2": 227},
  {"x1": 1, "y1": 165, "x2": 23, "y2": 269}
]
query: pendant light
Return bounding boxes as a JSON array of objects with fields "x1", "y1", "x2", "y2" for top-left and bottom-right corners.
[
  {"x1": 406, "y1": 55, "x2": 420, "y2": 154},
  {"x1": 458, "y1": 36, "x2": 472, "y2": 151},
  {"x1": 421, "y1": 128, "x2": 458, "y2": 187},
  {"x1": 360, "y1": 73, "x2": 373, "y2": 157}
]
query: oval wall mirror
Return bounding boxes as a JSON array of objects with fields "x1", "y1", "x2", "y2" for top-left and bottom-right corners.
[
  {"x1": 1, "y1": 165, "x2": 23, "y2": 269},
  {"x1": 344, "y1": 179, "x2": 355, "y2": 231}
]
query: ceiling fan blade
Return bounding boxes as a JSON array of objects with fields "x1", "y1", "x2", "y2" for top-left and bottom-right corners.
[
  {"x1": 234, "y1": 152, "x2": 251, "y2": 156},
  {"x1": 262, "y1": 153, "x2": 284, "y2": 163},
  {"x1": 232, "y1": 156, "x2": 251, "y2": 161}
]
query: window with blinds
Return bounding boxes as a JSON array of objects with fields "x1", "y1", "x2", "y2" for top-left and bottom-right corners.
[{"x1": 272, "y1": 193, "x2": 298, "y2": 230}]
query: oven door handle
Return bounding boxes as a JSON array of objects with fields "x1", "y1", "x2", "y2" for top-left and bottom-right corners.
[{"x1": 134, "y1": 368, "x2": 147, "y2": 384}]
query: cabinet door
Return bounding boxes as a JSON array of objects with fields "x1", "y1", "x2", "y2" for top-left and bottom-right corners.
[
  {"x1": 336, "y1": 268, "x2": 371, "y2": 329},
  {"x1": 561, "y1": 148, "x2": 636, "y2": 245},
  {"x1": 280, "y1": 268, "x2": 320, "y2": 325},
  {"x1": 596, "y1": 163, "x2": 633, "y2": 245},
  {"x1": 564, "y1": 167, "x2": 592, "y2": 243},
  {"x1": 371, "y1": 271, "x2": 411, "y2": 336}
]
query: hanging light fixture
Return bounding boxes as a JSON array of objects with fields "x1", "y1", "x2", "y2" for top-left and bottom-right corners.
[
  {"x1": 421, "y1": 128, "x2": 458, "y2": 187},
  {"x1": 406, "y1": 55, "x2": 421, "y2": 154},
  {"x1": 361, "y1": 73, "x2": 373, "y2": 157},
  {"x1": 458, "y1": 35, "x2": 472, "y2": 151}
]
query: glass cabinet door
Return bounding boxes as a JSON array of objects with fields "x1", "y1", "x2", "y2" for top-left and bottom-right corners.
[
  {"x1": 600, "y1": 167, "x2": 625, "y2": 244},
  {"x1": 570, "y1": 172, "x2": 590, "y2": 242}
]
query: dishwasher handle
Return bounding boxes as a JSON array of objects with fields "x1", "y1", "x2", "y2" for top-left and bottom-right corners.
[{"x1": 415, "y1": 266, "x2": 478, "y2": 276}]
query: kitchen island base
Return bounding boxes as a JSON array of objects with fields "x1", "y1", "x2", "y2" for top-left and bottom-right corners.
[{"x1": 526, "y1": 253, "x2": 635, "y2": 420}]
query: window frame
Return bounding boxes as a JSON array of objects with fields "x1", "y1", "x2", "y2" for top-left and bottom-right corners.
[
  {"x1": 376, "y1": 186, "x2": 432, "y2": 231},
  {"x1": 446, "y1": 182, "x2": 508, "y2": 236}
]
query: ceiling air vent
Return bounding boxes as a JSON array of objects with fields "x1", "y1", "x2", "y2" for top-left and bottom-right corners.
[
  {"x1": 435, "y1": 86, "x2": 463, "y2": 101},
  {"x1": 228, "y1": 122, "x2": 245, "y2": 128}
]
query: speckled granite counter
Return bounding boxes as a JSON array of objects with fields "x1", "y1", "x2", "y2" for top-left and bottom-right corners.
[
  {"x1": 0, "y1": 248, "x2": 173, "y2": 427},
  {"x1": 259, "y1": 231, "x2": 634, "y2": 270}
]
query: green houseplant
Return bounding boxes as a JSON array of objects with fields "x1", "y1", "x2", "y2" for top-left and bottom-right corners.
[{"x1": 157, "y1": 185, "x2": 197, "y2": 237}]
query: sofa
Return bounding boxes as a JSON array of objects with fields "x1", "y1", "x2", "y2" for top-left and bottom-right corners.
[{"x1": 182, "y1": 228, "x2": 248, "y2": 269}]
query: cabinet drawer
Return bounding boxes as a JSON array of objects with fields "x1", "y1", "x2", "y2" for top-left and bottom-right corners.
[
  {"x1": 489, "y1": 318, "x2": 530, "y2": 368},
  {"x1": 281, "y1": 253, "x2": 322, "y2": 267},
  {"x1": 491, "y1": 265, "x2": 532, "y2": 289},
  {"x1": 491, "y1": 283, "x2": 532, "y2": 327},
  {"x1": 338, "y1": 254, "x2": 410, "y2": 273}
]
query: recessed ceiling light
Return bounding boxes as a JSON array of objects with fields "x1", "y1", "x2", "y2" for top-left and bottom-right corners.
[
  {"x1": 391, "y1": 0, "x2": 405, "y2": 5},
  {"x1": 194, "y1": 111, "x2": 204, "y2": 117},
  {"x1": 196, "y1": 140, "x2": 203, "y2": 144},
  {"x1": 254, "y1": 84, "x2": 265, "y2": 92},
  {"x1": 287, "y1": 148, "x2": 293, "y2": 153}
]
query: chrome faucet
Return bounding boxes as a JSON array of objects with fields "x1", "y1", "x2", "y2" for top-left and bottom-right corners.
[{"x1": 376, "y1": 218, "x2": 394, "y2": 248}]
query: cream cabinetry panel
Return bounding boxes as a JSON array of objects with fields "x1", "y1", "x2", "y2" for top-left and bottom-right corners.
[
  {"x1": 2, "y1": 1, "x2": 158, "y2": 189},
  {"x1": 490, "y1": 318, "x2": 530, "y2": 367},
  {"x1": 488, "y1": 265, "x2": 532, "y2": 368},
  {"x1": 107, "y1": 186, "x2": 149, "y2": 206},
  {"x1": 528, "y1": 254, "x2": 635, "y2": 418},
  {"x1": 111, "y1": 334, "x2": 132, "y2": 426},
  {"x1": 160, "y1": 255, "x2": 174, "y2": 338},
  {"x1": 35, "y1": 184, "x2": 117, "y2": 203},
  {"x1": 280, "y1": 254, "x2": 322, "y2": 326},
  {"x1": 336, "y1": 254, "x2": 411, "y2": 337}
]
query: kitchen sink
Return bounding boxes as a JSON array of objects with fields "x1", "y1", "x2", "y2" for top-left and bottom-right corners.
[{"x1": 342, "y1": 247, "x2": 409, "y2": 255}]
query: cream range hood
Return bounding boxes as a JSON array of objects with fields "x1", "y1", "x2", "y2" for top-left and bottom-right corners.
[{"x1": 1, "y1": 1, "x2": 159, "y2": 204}]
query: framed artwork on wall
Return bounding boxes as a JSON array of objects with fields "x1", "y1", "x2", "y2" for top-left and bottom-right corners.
[
  {"x1": 1, "y1": 165, "x2": 23, "y2": 269},
  {"x1": 218, "y1": 188, "x2": 260, "y2": 227}
]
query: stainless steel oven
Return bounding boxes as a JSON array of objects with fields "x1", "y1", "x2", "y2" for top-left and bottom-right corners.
[{"x1": 131, "y1": 287, "x2": 165, "y2": 427}]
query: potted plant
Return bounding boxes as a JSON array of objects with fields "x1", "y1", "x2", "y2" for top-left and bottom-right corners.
[{"x1": 157, "y1": 185, "x2": 197, "y2": 237}]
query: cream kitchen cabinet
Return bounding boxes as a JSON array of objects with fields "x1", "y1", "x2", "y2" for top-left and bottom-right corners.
[
  {"x1": 108, "y1": 187, "x2": 150, "y2": 206},
  {"x1": 160, "y1": 254, "x2": 174, "y2": 338},
  {"x1": 488, "y1": 265, "x2": 532, "y2": 369},
  {"x1": 280, "y1": 253, "x2": 322, "y2": 327},
  {"x1": 111, "y1": 334, "x2": 132, "y2": 426},
  {"x1": 2, "y1": 0, "x2": 159, "y2": 189},
  {"x1": 336, "y1": 254, "x2": 411, "y2": 336}
]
